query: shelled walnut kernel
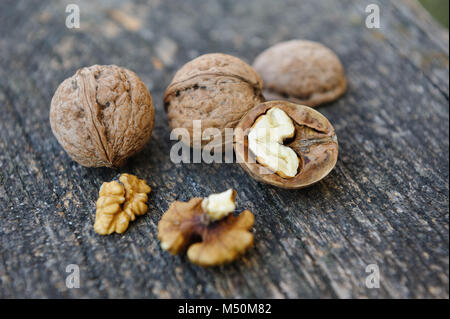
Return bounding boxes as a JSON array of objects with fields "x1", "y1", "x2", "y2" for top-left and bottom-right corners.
[
  {"x1": 158, "y1": 189, "x2": 254, "y2": 267},
  {"x1": 94, "y1": 173, "x2": 151, "y2": 235}
]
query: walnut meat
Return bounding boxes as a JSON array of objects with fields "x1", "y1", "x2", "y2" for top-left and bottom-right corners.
[
  {"x1": 158, "y1": 189, "x2": 254, "y2": 267},
  {"x1": 247, "y1": 107, "x2": 299, "y2": 178},
  {"x1": 253, "y1": 40, "x2": 347, "y2": 107},
  {"x1": 94, "y1": 173, "x2": 151, "y2": 235},
  {"x1": 50, "y1": 65, "x2": 155, "y2": 167},
  {"x1": 163, "y1": 54, "x2": 264, "y2": 148},
  {"x1": 94, "y1": 181, "x2": 127, "y2": 234},
  {"x1": 235, "y1": 101, "x2": 338, "y2": 189}
]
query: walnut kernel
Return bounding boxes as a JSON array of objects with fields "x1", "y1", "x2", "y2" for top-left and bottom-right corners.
[
  {"x1": 248, "y1": 107, "x2": 299, "y2": 178},
  {"x1": 94, "y1": 173, "x2": 151, "y2": 235},
  {"x1": 201, "y1": 189, "x2": 237, "y2": 221},
  {"x1": 158, "y1": 189, "x2": 254, "y2": 266}
]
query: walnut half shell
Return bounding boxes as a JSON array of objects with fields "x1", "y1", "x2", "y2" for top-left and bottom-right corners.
[
  {"x1": 235, "y1": 101, "x2": 338, "y2": 189},
  {"x1": 253, "y1": 40, "x2": 347, "y2": 107},
  {"x1": 50, "y1": 65, "x2": 155, "y2": 167}
]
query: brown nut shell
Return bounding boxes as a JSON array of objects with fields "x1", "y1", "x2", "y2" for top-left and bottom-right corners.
[
  {"x1": 234, "y1": 101, "x2": 338, "y2": 189},
  {"x1": 164, "y1": 53, "x2": 264, "y2": 149},
  {"x1": 253, "y1": 40, "x2": 347, "y2": 107},
  {"x1": 50, "y1": 65, "x2": 155, "y2": 168}
]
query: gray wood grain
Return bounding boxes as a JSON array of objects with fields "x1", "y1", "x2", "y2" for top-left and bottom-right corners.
[{"x1": 0, "y1": 0, "x2": 448, "y2": 298}]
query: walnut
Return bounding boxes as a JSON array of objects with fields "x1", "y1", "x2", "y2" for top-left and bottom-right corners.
[
  {"x1": 50, "y1": 65, "x2": 155, "y2": 168},
  {"x1": 158, "y1": 189, "x2": 254, "y2": 266},
  {"x1": 253, "y1": 40, "x2": 347, "y2": 107},
  {"x1": 235, "y1": 101, "x2": 338, "y2": 189},
  {"x1": 94, "y1": 173, "x2": 151, "y2": 235},
  {"x1": 163, "y1": 54, "x2": 264, "y2": 149}
]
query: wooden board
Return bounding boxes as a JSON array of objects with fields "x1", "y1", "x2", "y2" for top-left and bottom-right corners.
[{"x1": 0, "y1": 0, "x2": 448, "y2": 298}]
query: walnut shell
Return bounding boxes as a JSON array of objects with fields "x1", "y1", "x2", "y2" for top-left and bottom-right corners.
[
  {"x1": 234, "y1": 101, "x2": 338, "y2": 189},
  {"x1": 253, "y1": 40, "x2": 347, "y2": 107},
  {"x1": 164, "y1": 53, "x2": 264, "y2": 148},
  {"x1": 50, "y1": 65, "x2": 155, "y2": 167}
]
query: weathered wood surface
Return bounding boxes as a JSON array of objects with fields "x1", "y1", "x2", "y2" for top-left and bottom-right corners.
[{"x1": 0, "y1": 0, "x2": 448, "y2": 298}]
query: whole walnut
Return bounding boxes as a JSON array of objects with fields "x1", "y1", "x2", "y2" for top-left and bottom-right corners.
[
  {"x1": 164, "y1": 53, "x2": 264, "y2": 149},
  {"x1": 253, "y1": 40, "x2": 347, "y2": 107},
  {"x1": 50, "y1": 65, "x2": 155, "y2": 168}
]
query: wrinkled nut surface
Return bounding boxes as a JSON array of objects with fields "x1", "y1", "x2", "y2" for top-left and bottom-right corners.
[
  {"x1": 163, "y1": 53, "x2": 264, "y2": 149},
  {"x1": 158, "y1": 189, "x2": 254, "y2": 266},
  {"x1": 50, "y1": 65, "x2": 155, "y2": 167},
  {"x1": 253, "y1": 40, "x2": 347, "y2": 107},
  {"x1": 235, "y1": 101, "x2": 338, "y2": 189},
  {"x1": 94, "y1": 173, "x2": 151, "y2": 235}
]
